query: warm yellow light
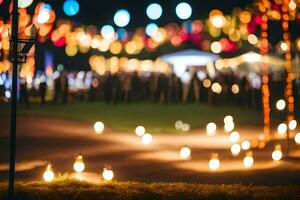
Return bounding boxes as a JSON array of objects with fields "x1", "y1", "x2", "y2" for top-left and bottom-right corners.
[
  {"x1": 180, "y1": 146, "x2": 191, "y2": 159},
  {"x1": 142, "y1": 133, "x2": 153, "y2": 145},
  {"x1": 241, "y1": 140, "x2": 251, "y2": 150},
  {"x1": 231, "y1": 84, "x2": 239, "y2": 94},
  {"x1": 135, "y1": 126, "x2": 145, "y2": 136},
  {"x1": 276, "y1": 99, "x2": 286, "y2": 110},
  {"x1": 295, "y1": 133, "x2": 300, "y2": 144},
  {"x1": 288, "y1": 120, "x2": 297, "y2": 130},
  {"x1": 37, "y1": 9, "x2": 50, "y2": 24},
  {"x1": 272, "y1": 145, "x2": 282, "y2": 161},
  {"x1": 247, "y1": 34, "x2": 258, "y2": 45},
  {"x1": 209, "y1": 153, "x2": 220, "y2": 171},
  {"x1": 229, "y1": 131, "x2": 240, "y2": 143},
  {"x1": 280, "y1": 42, "x2": 288, "y2": 52},
  {"x1": 243, "y1": 151, "x2": 254, "y2": 168},
  {"x1": 43, "y1": 164, "x2": 55, "y2": 182},
  {"x1": 175, "y1": 120, "x2": 183, "y2": 130},
  {"x1": 224, "y1": 122, "x2": 235, "y2": 133},
  {"x1": 102, "y1": 168, "x2": 114, "y2": 181},
  {"x1": 73, "y1": 155, "x2": 85, "y2": 173},
  {"x1": 94, "y1": 121, "x2": 105, "y2": 134},
  {"x1": 211, "y1": 82, "x2": 222, "y2": 94},
  {"x1": 203, "y1": 79, "x2": 211, "y2": 88},
  {"x1": 181, "y1": 123, "x2": 190, "y2": 132},
  {"x1": 231, "y1": 144, "x2": 241, "y2": 156},
  {"x1": 277, "y1": 123, "x2": 287, "y2": 135},
  {"x1": 211, "y1": 41, "x2": 222, "y2": 54},
  {"x1": 289, "y1": 0, "x2": 297, "y2": 10},
  {"x1": 224, "y1": 115, "x2": 233, "y2": 124},
  {"x1": 206, "y1": 122, "x2": 217, "y2": 136},
  {"x1": 211, "y1": 15, "x2": 226, "y2": 28}
]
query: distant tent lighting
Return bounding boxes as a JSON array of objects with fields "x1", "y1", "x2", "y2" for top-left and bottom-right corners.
[
  {"x1": 209, "y1": 153, "x2": 220, "y2": 171},
  {"x1": 43, "y1": 164, "x2": 55, "y2": 182},
  {"x1": 135, "y1": 126, "x2": 145, "y2": 136},
  {"x1": 114, "y1": 9, "x2": 130, "y2": 27},
  {"x1": 206, "y1": 122, "x2": 217, "y2": 136},
  {"x1": 63, "y1": 0, "x2": 80, "y2": 16},
  {"x1": 94, "y1": 121, "x2": 105, "y2": 134},
  {"x1": 180, "y1": 146, "x2": 191, "y2": 159},
  {"x1": 146, "y1": 3, "x2": 163, "y2": 20},
  {"x1": 243, "y1": 151, "x2": 254, "y2": 168},
  {"x1": 102, "y1": 168, "x2": 114, "y2": 181},
  {"x1": 73, "y1": 154, "x2": 85, "y2": 173},
  {"x1": 272, "y1": 145, "x2": 282, "y2": 161},
  {"x1": 175, "y1": 2, "x2": 192, "y2": 20}
]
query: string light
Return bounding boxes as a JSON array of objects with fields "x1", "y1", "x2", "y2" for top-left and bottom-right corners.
[
  {"x1": 102, "y1": 168, "x2": 114, "y2": 181},
  {"x1": 229, "y1": 131, "x2": 240, "y2": 143},
  {"x1": 231, "y1": 144, "x2": 241, "y2": 156},
  {"x1": 241, "y1": 140, "x2": 251, "y2": 150},
  {"x1": 295, "y1": 133, "x2": 300, "y2": 144},
  {"x1": 272, "y1": 145, "x2": 282, "y2": 161},
  {"x1": 94, "y1": 121, "x2": 105, "y2": 134},
  {"x1": 135, "y1": 126, "x2": 146, "y2": 136},
  {"x1": 43, "y1": 164, "x2": 55, "y2": 182},
  {"x1": 142, "y1": 133, "x2": 153, "y2": 145},
  {"x1": 288, "y1": 120, "x2": 297, "y2": 130},
  {"x1": 209, "y1": 153, "x2": 220, "y2": 171},
  {"x1": 276, "y1": 99, "x2": 286, "y2": 110},
  {"x1": 206, "y1": 122, "x2": 217, "y2": 136},
  {"x1": 180, "y1": 146, "x2": 191, "y2": 159},
  {"x1": 73, "y1": 154, "x2": 85, "y2": 173},
  {"x1": 277, "y1": 123, "x2": 287, "y2": 135},
  {"x1": 243, "y1": 151, "x2": 254, "y2": 168}
]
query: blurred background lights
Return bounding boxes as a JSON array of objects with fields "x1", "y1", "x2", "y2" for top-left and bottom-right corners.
[
  {"x1": 280, "y1": 42, "x2": 288, "y2": 52},
  {"x1": 224, "y1": 122, "x2": 234, "y2": 132},
  {"x1": 211, "y1": 41, "x2": 222, "y2": 54},
  {"x1": 243, "y1": 151, "x2": 254, "y2": 168},
  {"x1": 114, "y1": 9, "x2": 130, "y2": 27},
  {"x1": 102, "y1": 168, "x2": 114, "y2": 181},
  {"x1": 175, "y1": 2, "x2": 192, "y2": 20},
  {"x1": 145, "y1": 23, "x2": 158, "y2": 37},
  {"x1": 229, "y1": 131, "x2": 240, "y2": 143},
  {"x1": 206, "y1": 122, "x2": 217, "y2": 136},
  {"x1": 276, "y1": 99, "x2": 286, "y2": 110},
  {"x1": 209, "y1": 153, "x2": 220, "y2": 171},
  {"x1": 277, "y1": 123, "x2": 287, "y2": 135},
  {"x1": 224, "y1": 115, "x2": 233, "y2": 124},
  {"x1": 101, "y1": 25, "x2": 115, "y2": 40},
  {"x1": 63, "y1": 0, "x2": 80, "y2": 16},
  {"x1": 175, "y1": 120, "x2": 183, "y2": 130},
  {"x1": 142, "y1": 133, "x2": 153, "y2": 145},
  {"x1": 73, "y1": 154, "x2": 85, "y2": 173},
  {"x1": 272, "y1": 145, "x2": 282, "y2": 161},
  {"x1": 43, "y1": 164, "x2": 54, "y2": 182},
  {"x1": 181, "y1": 123, "x2": 190, "y2": 132},
  {"x1": 180, "y1": 146, "x2": 191, "y2": 159},
  {"x1": 146, "y1": 3, "x2": 163, "y2": 20},
  {"x1": 37, "y1": 9, "x2": 50, "y2": 24},
  {"x1": 248, "y1": 34, "x2": 258, "y2": 45},
  {"x1": 94, "y1": 121, "x2": 105, "y2": 134},
  {"x1": 18, "y1": 0, "x2": 33, "y2": 8},
  {"x1": 135, "y1": 126, "x2": 145, "y2": 136},
  {"x1": 241, "y1": 140, "x2": 251, "y2": 150},
  {"x1": 231, "y1": 84, "x2": 239, "y2": 94},
  {"x1": 231, "y1": 144, "x2": 241, "y2": 156},
  {"x1": 295, "y1": 133, "x2": 300, "y2": 144},
  {"x1": 288, "y1": 120, "x2": 297, "y2": 130}
]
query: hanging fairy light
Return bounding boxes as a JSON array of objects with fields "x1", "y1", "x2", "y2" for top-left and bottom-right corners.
[
  {"x1": 231, "y1": 144, "x2": 241, "y2": 156},
  {"x1": 288, "y1": 120, "x2": 297, "y2": 130},
  {"x1": 102, "y1": 168, "x2": 114, "y2": 181},
  {"x1": 295, "y1": 133, "x2": 300, "y2": 144},
  {"x1": 243, "y1": 151, "x2": 254, "y2": 168},
  {"x1": 229, "y1": 131, "x2": 240, "y2": 143},
  {"x1": 272, "y1": 144, "x2": 282, "y2": 161},
  {"x1": 241, "y1": 140, "x2": 251, "y2": 150},
  {"x1": 180, "y1": 146, "x2": 191, "y2": 159},
  {"x1": 135, "y1": 126, "x2": 145, "y2": 136},
  {"x1": 206, "y1": 122, "x2": 217, "y2": 136},
  {"x1": 209, "y1": 153, "x2": 220, "y2": 171},
  {"x1": 73, "y1": 154, "x2": 85, "y2": 173},
  {"x1": 43, "y1": 164, "x2": 55, "y2": 182},
  {"x1": 276, "y1": 99, "x2": 286, "y2": 110},
  {"x1": 94, "y1": 121, "x2": 104, "y2": 134}
]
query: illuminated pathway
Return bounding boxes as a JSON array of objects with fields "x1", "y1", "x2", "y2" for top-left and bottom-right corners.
[{"x1": 0, "y1": 116, "x2": 300, "y2": 184}]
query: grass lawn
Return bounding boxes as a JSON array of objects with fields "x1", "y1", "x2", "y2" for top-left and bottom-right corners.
[
  {"x1": 0, "y1": 181, "x2": 299, "y2": 200},
  {"x1": 0, "y1": 102, "x2": 270, "y2": 133}
]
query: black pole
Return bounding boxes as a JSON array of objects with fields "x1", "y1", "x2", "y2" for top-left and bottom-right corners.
[{"x1": 8, "y1": 0, "x2": 19, "y2": 199}]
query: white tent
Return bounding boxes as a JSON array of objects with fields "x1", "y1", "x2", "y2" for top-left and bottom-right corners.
[{"x1": 160, "y1": 49, "x2": 219, "y2": 78}]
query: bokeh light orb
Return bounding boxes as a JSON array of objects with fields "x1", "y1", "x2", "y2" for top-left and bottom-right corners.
[
  {"x1": 231, "y1": 144, "x2": 241, "y2": 156},
  {"x1": 135, "y1": 126, "x2": 145, "y2": 136},
  {"x1": 181, "y1": 123, "x2": 190, "y2": 132},
  {"x1": 175, "y1": 2, "x2": 192, "y2": 20},
  {"x1": 102, "y1": 168, "x2": 114, "y2": 181},
  {"x1": 276, "y1": 99, "x2": 286, "y2": 110},
  {"x1": 142, "y1": 133, "x2": 153, "y2": 145},
  {"x1": 231, "y1": 84, "x2": 239, "y2": 94},
  {"x1": 211, "y1": 41, "x2": 222, "y2": 54},
  {"x1": 63, "y1": 0, "x2": 80, "y2": 16},
  {"x1": 94, "y1": 121, "x2": 105, "y2": 134},
  {"x1": 224, "y1": 115, "x2": 233, "y2": 124},
  {"x1": 272, "y1": 145, "x2": 282, "y2": 161},
  {"x1": 18, "y1": 0, "x2": 34, "y2": 8},
  {"x1": 206, "y1": 122, "x2": 217, "y2": 136},
  {"x1": 295, "y1": 133, "x2": 300, "y2": 144},
  {"x1": 277, "y1": 123, "x2": 287, "y2": 135},
  {"x1": 101, "y1": 25, "x2": 115, "y2": 40},
  {"x1": 209, "y1": 153, "x2": 220, "y2": 171},
  {"x1": 180, "y1": 146, "x2": 191, "y2": 159},
  {"x1": 288, "y1": 120, "x2": 297, "y2": 130},
  {"x1": 243, "y1": 152, "x2": 254, "y2": 168},
  {"x1": 114, "y1": 9, "x2": 130, "y2": 27},
  {"x1": 37, "y1": 9, "x2": 50, "y2": 24},
  {"x1": 229, "y1": 131, "x2": 240, "y2": 143},
  {"x1": 241, "y1": 140, "x2": 251, "y2": 150},
  {"x1": 175, "y1": 120, "x2": 183, "y2": 130},
  {"x1": 43, "y1": 164, "x2": 54, "y2": 182},
  {"x1": 73, "y1": 155, "x2": 85, "y2": 173},
  {"x1": 145, "y1": 23, "x2": 158, "y2": 37},
  {"x1": 224, "y1": 122, "x2": 235, "y2": 132},
  {"x1": 146, "y1": 3, "x2": 163, "y2": 20}
]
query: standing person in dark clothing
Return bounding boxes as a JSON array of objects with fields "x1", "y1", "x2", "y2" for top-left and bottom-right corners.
[
  {"x1": 111, "y1": 73, "x2": 121, "y2": 104},
  {"x1": 103, "y1": 72, "x2": 113, "y2": 103},
  {"x1": 131, "y1": 71, "x2": 141, "y2": 101},
  {"x1": 39, "y1": 77, "x2": 47, "y2": 105},
  {"x1": 61, "y1": 71, "x2": 69, "y2": 104},
  {"x1": 19, "y1": 78, "x2": 29, "y2": 106},
  {"x1": 53, "y1": 74, "x2": 62, "y2": 104}
]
